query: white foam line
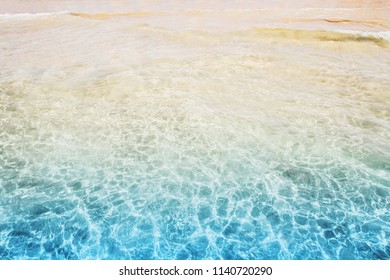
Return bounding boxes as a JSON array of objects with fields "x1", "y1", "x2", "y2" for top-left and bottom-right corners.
[
  {"x1": 0, "y1": 11, "x2": 71, "y2": 20},
  {"x1": 336, "y1": 29, "x2": 390, "y2": 41}
]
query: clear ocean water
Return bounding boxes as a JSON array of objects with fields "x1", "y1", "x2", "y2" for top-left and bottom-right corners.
[{"x1": 0, "y1": 1, "x2": 389, "y2": 260}]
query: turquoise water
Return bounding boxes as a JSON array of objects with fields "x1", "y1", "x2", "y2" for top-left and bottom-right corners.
[{"x1": 0, "y1": 8, "x2": 389, "y2": 260}]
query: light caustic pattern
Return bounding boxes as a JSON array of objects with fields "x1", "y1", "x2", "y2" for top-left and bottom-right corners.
[{"x1": 0, "y1": 11, "x2": 390, "y2": 259}]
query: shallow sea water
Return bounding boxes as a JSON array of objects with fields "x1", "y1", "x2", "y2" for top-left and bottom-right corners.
[{"x1": 0, "y1": 1, "x2": 389, "y2": 259}]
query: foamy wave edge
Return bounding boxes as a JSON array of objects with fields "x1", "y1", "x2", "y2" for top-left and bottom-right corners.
[
  {"x1": 238, "y1": 28, "x2": 389, "y2": 47},
  {"x1": 0, "y1": 11, "x2": 71, "y2": 20}
]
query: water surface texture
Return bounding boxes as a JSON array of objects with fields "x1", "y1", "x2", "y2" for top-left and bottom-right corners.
[{"x1": 0, "y1": 1, "x2": 389, "y2": 260}]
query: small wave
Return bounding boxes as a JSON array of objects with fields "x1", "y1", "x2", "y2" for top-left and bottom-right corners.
[
  {"x1": 238, "y1": 28, "x2": 388, "y2": 47},
  {"x1": 338, "y1": 30, "x2": 390, "y2": 42}
]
